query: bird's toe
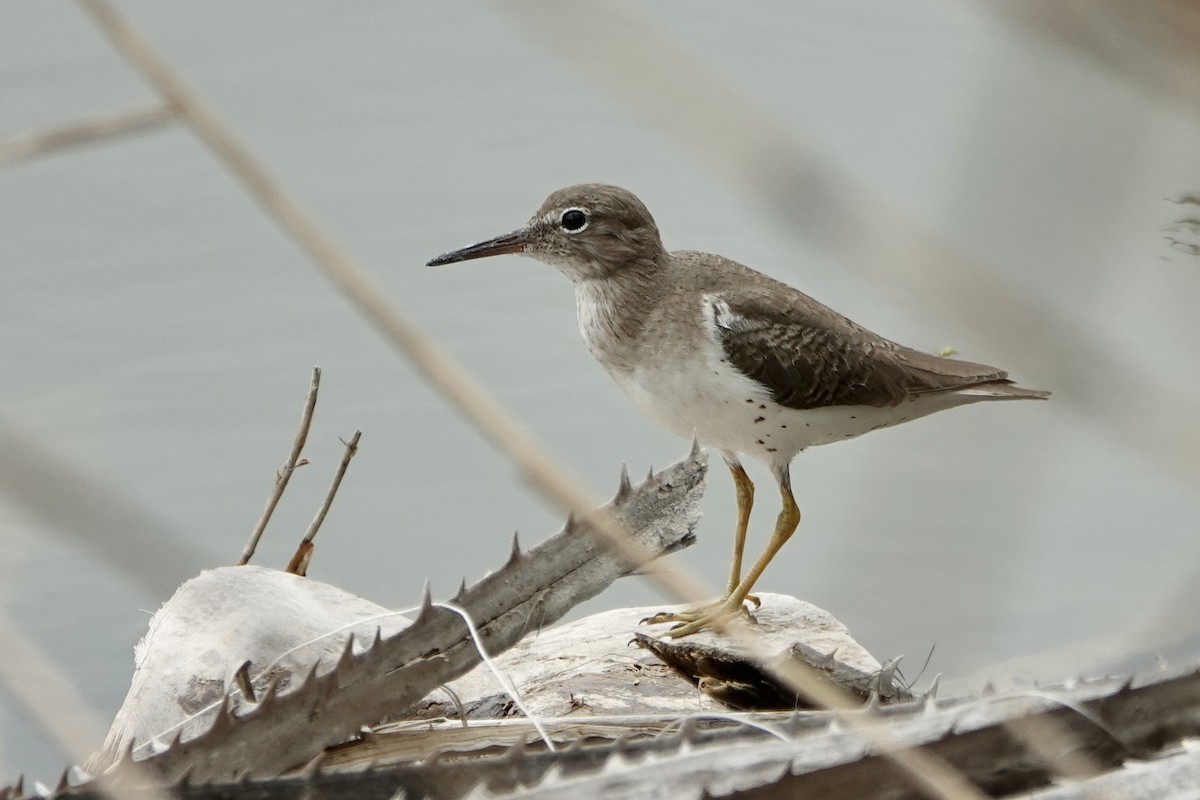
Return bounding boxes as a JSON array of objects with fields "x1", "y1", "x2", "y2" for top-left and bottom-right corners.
[{"x1": 649, "y1": 599, "x2": 757, "y2": 639}]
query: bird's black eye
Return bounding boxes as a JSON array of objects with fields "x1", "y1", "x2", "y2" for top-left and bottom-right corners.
[{"x1": 560, "y1": 208, "x2": 588, "y2": 232}]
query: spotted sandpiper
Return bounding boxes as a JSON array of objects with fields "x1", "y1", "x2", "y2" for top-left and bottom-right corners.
[{"x1": 428, "y1": 184, "x2": 1049, "y2": 637}]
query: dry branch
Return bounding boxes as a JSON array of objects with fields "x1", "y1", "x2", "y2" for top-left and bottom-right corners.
[
  {"x1": 286, "y1": 430, "x2": 361, "y2": 576},
  {"x1": 41, "y1": 666, "x2": 1200, "y2": 799},
  {"x1": 239, "y1": 368, "x2": 320, "y2": 566}
]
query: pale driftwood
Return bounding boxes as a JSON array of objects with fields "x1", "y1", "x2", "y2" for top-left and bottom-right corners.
[
  {"x1": 86, "y1": 450, "x2": 705, "y2": 783},
  {"x1": 353, "y1": 667, "x2": 1198, "y2": 800},
  {"x1": 633, "y1": 595, "x2": 911, "y2": 710},
  {"x1": 405, "y1": 594, "x2": 891, "y2": 727},
  {"x1": 309, "y1": 593, "x2": 890, "y2": 771}
]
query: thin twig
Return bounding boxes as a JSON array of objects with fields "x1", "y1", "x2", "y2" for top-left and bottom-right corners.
[
  {"x1": 436, "y1": 602, "x2": 558, "y2": 752},
  {"x1": 286, "y1": 429, "x2": 361, "y2": 575},
  {"x1": 72, "y1": 4, "x2": 985, "y2": 798},
  {"x1": 438, "y1": 684, "x2": 470, "y2": 729},
  {"x1": 0, "y1": 104, "x2": 175, "y2": 166},
  {"x1": 239, "y1": 367, "x2": 320, "y2": 566},
  {"x1": 301, "y1": 430, "x2": 361, "y2": 546}
]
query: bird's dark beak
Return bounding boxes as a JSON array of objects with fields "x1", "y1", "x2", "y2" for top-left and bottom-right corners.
[{"x1": 426, "y1": 229, "x2": 528, "y2": 267}]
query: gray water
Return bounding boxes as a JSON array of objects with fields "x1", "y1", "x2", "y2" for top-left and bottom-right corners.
[{"x1": 3, "y1": 0, "x2": 1200, "y2": 781}]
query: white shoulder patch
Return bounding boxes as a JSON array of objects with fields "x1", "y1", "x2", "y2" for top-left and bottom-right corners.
[{"x1": 702, "y1": 294, "x2": 739, "y2": 332}]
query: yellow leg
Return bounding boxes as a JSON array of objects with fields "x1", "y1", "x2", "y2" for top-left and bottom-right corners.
[
  {"x1": 661, "y1": 465, "x2": 800, "y2": 639},
  {"x1": 727, "y1": 467, "x2": 800, "y2": 608},
  {"x1": 640, "y1": 453, "x2": 759, "y2": 629},
  {"x1": 724, "y1": 454, "x2": 754, "y2": 596}
]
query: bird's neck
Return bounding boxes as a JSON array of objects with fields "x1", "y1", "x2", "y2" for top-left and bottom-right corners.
[{"x1": 573, "y1": 265, "x2": 664, "y2": 373}]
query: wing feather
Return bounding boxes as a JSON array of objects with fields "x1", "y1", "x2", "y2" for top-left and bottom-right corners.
[{"x1": 706, "y1": 291, "x2": 1011, "y2": 410}]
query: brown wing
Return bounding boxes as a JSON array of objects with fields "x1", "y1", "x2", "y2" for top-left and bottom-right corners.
[{"x1": 708, "y1": 290, "x2": 1011, "y2": 410}]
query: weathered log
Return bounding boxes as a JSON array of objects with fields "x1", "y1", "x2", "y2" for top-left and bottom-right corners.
[
  {"x1": 27, "y1": 667, "x2": 1200, "y2": 800},
  {"x1": 632, "y1": 595, "x2": 912, "y2": 710},
  {"x1": 401, "y1": 593, "x2": 890, "y2": 730}
]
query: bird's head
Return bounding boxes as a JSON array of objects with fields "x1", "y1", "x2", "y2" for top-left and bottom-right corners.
[{"x1": 427, "y1": 184, "x2": 665, "y2": 281}]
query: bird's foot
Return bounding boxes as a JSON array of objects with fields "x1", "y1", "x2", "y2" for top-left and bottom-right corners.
[{"x1": 640, "y1": 596, "x2": 757, "y2": 638}]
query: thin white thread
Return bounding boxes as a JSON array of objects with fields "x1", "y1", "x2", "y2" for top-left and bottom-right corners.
[
  {"x1": 1003, "y1": 689, "x2": 1119, "y2": 739},
  {"x1": 435, "y1": 602, "x2": 558, "y2": 752},
  {"x1": 651, "y1": 712, "x2": 791, "y2": 742},
  {"x1": 947, "y1": 689, "x2": 1128, "y2": 747},
  {"x1": 244, "y1": 608, "x2": 415, "y2": 676}
]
